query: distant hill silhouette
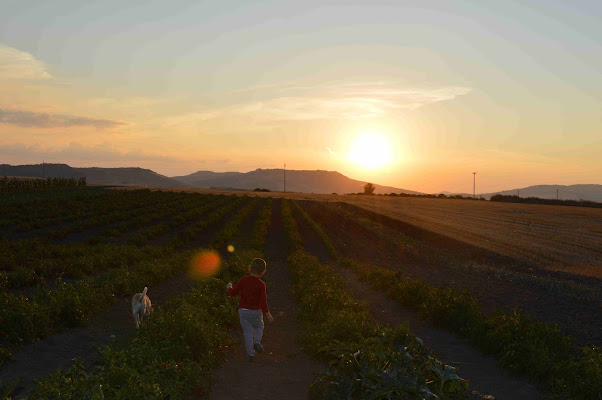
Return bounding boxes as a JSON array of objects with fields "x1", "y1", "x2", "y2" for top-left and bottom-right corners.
[
  {"x1": 8, "y1": 164, "x2": 596, "y2": 200},
  {"x1": 175, "y1": 168, "x2": 421, "y2": 195},
  {"x1": 171, "y1": 170, "x2": 243, "y2": 187},
  {"x1": 483, "y1": 184, "x2": 602, "y2": 203},
  {"x1": 2, "y1": 164, "x2": 418, "y2": 194},
  {"x1": 1, "y1": 163, "x2": 190, "y2": 188},
  {"x1": 441, "y1": 184, "x2": 602, "y2": 203}
]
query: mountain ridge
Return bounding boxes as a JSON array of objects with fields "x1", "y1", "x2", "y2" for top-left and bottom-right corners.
[
  {"x1": 3, "y1": 163, "x2": 600, "y2": 201},
  {"x1": 1, "y1": 164, "x2": 417, "y2": 194},
  {"x1": 173, "y1": 168, "x2": 421, "y2": 194},
  {"x1": 441, "y1": 184, "x2": 602, "y2": 202}
]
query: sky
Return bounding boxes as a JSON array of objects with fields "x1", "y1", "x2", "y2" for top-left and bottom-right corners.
[{"x1": 1, "y1": 0, "x2": 600, "y2": 194}]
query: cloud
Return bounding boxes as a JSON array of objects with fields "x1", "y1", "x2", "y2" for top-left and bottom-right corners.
[
  {"x1": 242, "y1": 83, "x2": 471, "y2": 120},
  {"x1": 180, "y1": 81, "x2": 472, "y2": 123},
  {"x1": 0, "y1": 142, "x2": 177, "y2": 164},
  {"x1": 0, "y1": 108, "x2": 125, "y2": 129},
  {"x1": 0, "y1": 44, "x2": 53, "y2": 81},
  {"x1": 162, "y1": 111, "x2": 221, "y2": 128}
]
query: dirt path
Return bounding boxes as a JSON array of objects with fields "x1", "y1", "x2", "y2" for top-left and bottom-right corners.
[
  {"x1": 338, "y1": 268, "x2": 542, "y2": 399},
  {"x1": 0, "y1": 273, "x2": 199, "y2": 399},
  {"x1": 292, "y1": 205, "x2": 544, "y2": 400},
  {"x1": 209, "y1": 199, "x2": 323, "y2": 400}
]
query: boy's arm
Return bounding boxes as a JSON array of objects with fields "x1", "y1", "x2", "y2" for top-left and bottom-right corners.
[
  {"x1": 227, "y1": 279, "x2": 242, "y2": 296},
  {"x1": 265, "y1": 312, "x2": 274, "y2": 323},
  {"x1": 260, "y1": 282, "x2": 274, "y2": 322}
]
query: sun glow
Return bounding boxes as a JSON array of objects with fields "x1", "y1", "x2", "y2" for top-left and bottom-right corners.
[{"x1": 348, "y1": 131, "x2": 395, "y2": 169}]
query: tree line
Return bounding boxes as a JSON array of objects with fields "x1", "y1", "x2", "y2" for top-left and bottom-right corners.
[
  {"x1": 0, "y1": 176, "x2": 87, "y2": 193},
  {"x1": 490, "y1": 194, "x2": 602, "y2": 208}
]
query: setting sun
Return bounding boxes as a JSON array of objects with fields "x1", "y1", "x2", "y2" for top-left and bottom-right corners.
[{"x1": 348, "y1": 132, "x2": 395, "y2": 169}]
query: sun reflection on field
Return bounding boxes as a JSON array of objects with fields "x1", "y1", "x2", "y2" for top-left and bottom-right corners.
[{"x1": 189, "y1": 250, "x2": 221, "y2": 280}]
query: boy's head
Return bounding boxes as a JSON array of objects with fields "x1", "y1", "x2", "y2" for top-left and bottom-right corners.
[{"x1": 249, "y1": 258, "x2": 267, "y2": 275}]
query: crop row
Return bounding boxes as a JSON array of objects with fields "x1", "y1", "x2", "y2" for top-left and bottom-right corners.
[
  {"x1": 0, "y1": 193, "x2": 263, "y2": 367},
  {"x1": 0, "y1": 246, "x2": 178, "y2": 366},
  {"x1": 126, "y1": 194, "x2": 232, "y2": 246},
  {"x1": 3, "y1": 189, "x2": 153, "y2": 228},
  {"x1": 10, "y1": 198, "x2": 274, "y2": 398},
  {"x1": 0, "y1": 189, "x2": 109, "y2": 231},
  {"x1": 0, "y1": 241, "x2": 164, "y2": 290},
  {"x1": 0, "y1": 194, "x2": 256, "y2": 292},
  {"x1": 210, "y1": 197, "x2": 261, "y2": 250},
  {"x1": 280, "y1": 199, "x2": 486, "y2": 400},
  {"x1": 23, "y1": 251, "x2": 255, "y2": 399},
  {"x1": 169, "y1": 195, "x2": 250, "y2": 248},
  {"x1": 291, "y1": 200, "x2": 602, "y2": 399},
  {"x1": 128, "y1": 194, "x2": 221, "y2": 245},
  {"x1": 41, "y1": 192, "x2": 196, "y2": 241},
  {"x1": 91, "y1": 193, "x2": 216, "y2": 244},
  {"x1": 247, "y1": 197, "x2": 273, "y2": 252},
  {"x1": 4, "y1": 189, "x2": 176, "y2": 236}
]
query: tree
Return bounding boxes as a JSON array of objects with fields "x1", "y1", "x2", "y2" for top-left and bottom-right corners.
[{"x1": 363, "y1": 182, "x2": 375, "y2": 195}]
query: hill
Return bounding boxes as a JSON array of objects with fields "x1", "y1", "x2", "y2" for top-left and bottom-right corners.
[
  {"x1": 1, "y1": 163, "x2": 190, "y2": 188},
  {"x1": 482, "y1": 184, "x2": 602, "y2": 203},
  {"x1": 438, "y1": 184, "x2": 602, "y2": 203},
  {"x1": 174, "y1": 168, "x2": 421, "y2": 195},
  {"x1": 1, "y1": 164, "x2": 416, "y2": 194}
]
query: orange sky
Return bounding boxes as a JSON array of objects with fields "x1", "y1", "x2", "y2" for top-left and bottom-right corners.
[{"x1": 1, "y1": 1, "x2": 601, "y2": 193}]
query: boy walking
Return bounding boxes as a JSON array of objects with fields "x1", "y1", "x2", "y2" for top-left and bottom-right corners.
[{"x1": 227, "y1": 258, "x2": 274, "y2": 362}]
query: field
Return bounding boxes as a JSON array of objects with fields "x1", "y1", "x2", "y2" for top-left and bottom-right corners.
[
  {"x1": 333, "y1": 195, "x2": 602, "y2": 278},
  {"x1": 0, "y1": 186, "x2": 600, "y2": 399},
  {"x1": 116, "y1": 186, "x2": 602, "y2": 278}
]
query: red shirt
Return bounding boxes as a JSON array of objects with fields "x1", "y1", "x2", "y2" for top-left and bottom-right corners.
[{"x1": 227, "y1": 275, "x2": 270, "y2": 313}]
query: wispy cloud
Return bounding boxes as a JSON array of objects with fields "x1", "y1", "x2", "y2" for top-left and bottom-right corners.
[
  {"x1": 0, "y1": 108, "x2": 125, "y2": 129},
  {"x1": 240, "y1": 83, "x2": 471, "y2": 120},
  {"x1": 162, "y1": 111, "x2": 220, "y2": 128},
  {"x1": 0, "y1": 142, "x2": 177, "y2": 163},
  {"x1": 0, "y1": 44, "x2": 53, "y2": 81},
  {"x1": 173, "y1": 82, "x2": 471, "y2": 124}
]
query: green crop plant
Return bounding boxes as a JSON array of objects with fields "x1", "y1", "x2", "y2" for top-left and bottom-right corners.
[
  {"x1": 293, "y1": 201, "x2": 602, "y2": 399},
  {"x1": 280, "y1": 200, "x2": 485, "y2": 399},
  {"x1": 24, "y1": 250, "x2": 258, "y2": 400}
]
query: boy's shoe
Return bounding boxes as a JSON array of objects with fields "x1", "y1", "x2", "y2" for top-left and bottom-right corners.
[
  {"x1": 254, "y1": 343, "x2": 264, "y2": 353},
  {"x1": 247, "y1": 355, "x2": 254, "y2": 362}
]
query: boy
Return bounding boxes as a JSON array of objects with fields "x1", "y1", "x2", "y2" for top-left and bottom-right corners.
[{"x1": 227, "y1": 258, "x2": 274, "y2": 362}]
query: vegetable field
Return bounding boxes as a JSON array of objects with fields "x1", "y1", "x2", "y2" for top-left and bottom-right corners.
[{"x1": 0, "y1": 186, "x2": 600, "y2": 399}]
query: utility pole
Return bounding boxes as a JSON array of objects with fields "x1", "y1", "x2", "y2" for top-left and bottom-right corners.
[
  {"x1": 557, "y1": 188, "x2": 559, "y2": 200},
  {"x1": 472, "y1": 172, "x2": 476, "y2": 199},
  {"x1": 42, "y1": 160, "x2": 45, "y2": 179},
  {"x1": 517, "y1": 190, "x2": 520, "y2": 197},
  {"x1": 283, "y1": 163, "x2": 286, "y2": 193}
]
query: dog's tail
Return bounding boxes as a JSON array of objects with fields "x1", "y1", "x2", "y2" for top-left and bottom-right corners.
[{"x1": 141, "y1": 287, "x2": 148, "y2": 298}]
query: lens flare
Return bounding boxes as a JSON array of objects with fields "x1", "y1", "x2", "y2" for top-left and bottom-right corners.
[
  {"x1": 189, "y1": 250, "x2": 221, "y2": 280},
  {"x1": 227, "y1": 245, "x2": 235, "y2": 253}
]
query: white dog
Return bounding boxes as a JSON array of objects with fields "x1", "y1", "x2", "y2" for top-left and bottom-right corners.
[{"x1": 132, "y1": 287, "x2": 152, "y2": 329}]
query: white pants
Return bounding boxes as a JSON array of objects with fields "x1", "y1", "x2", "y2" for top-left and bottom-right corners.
[{"x1": 238, "y1": 308, "x2": 264, "y2": 356}]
